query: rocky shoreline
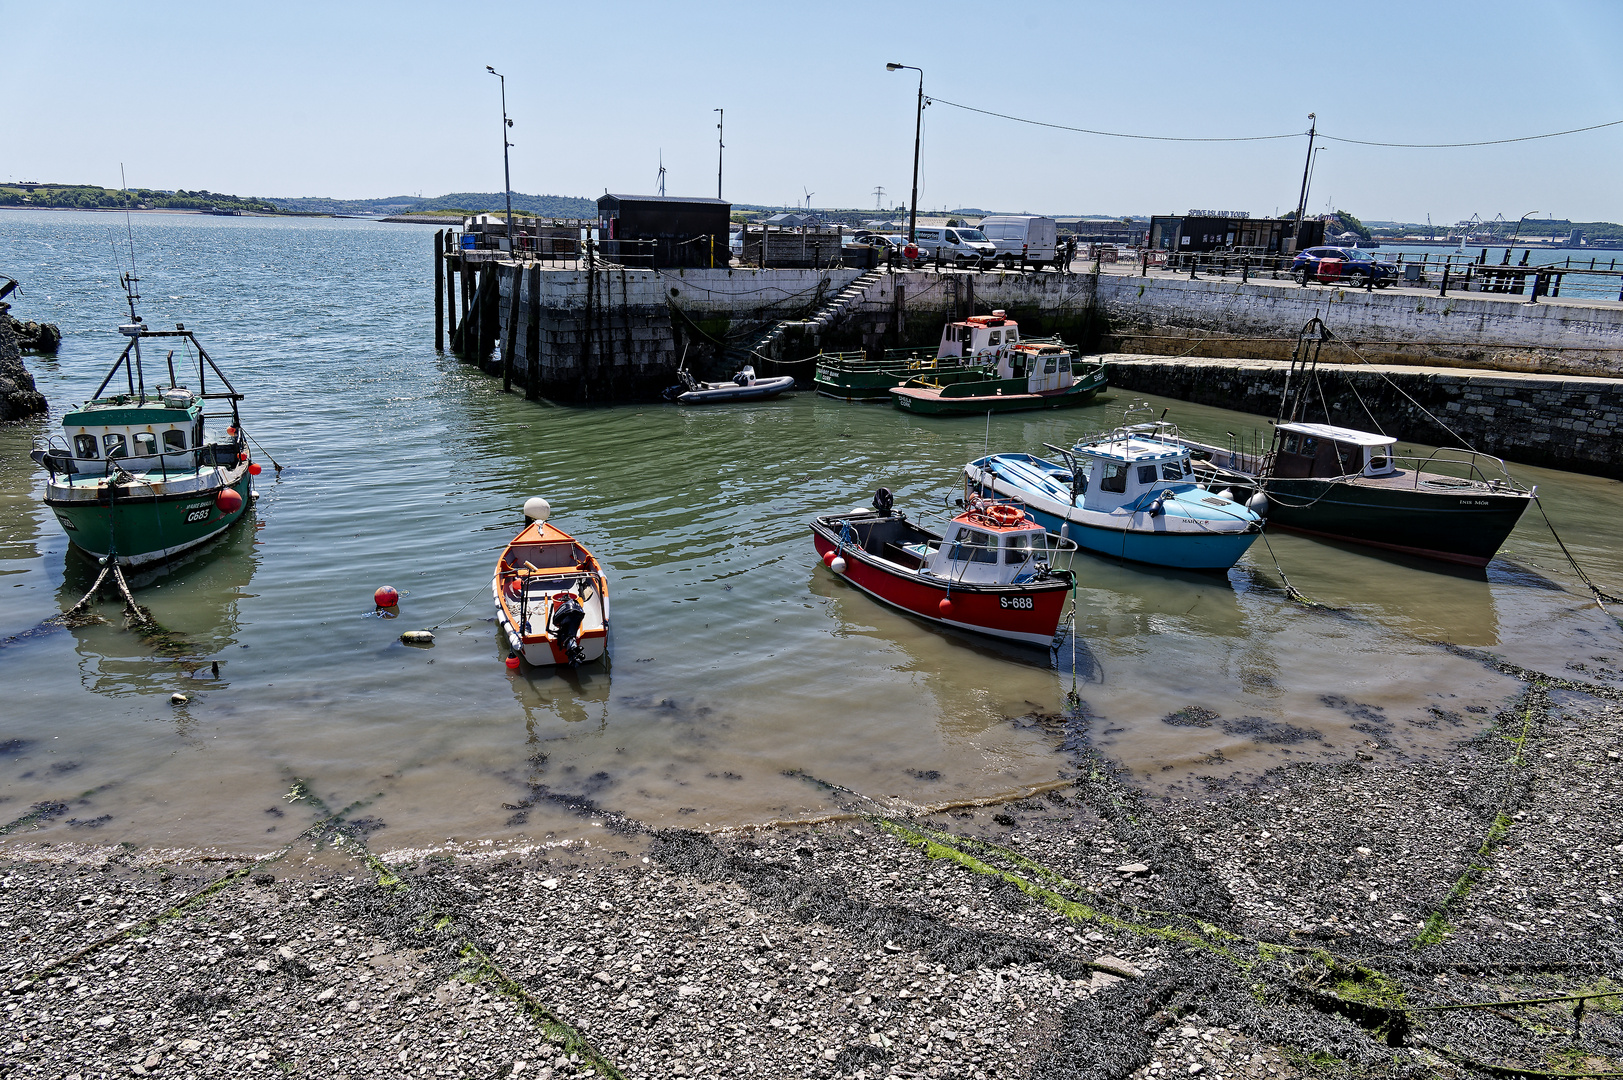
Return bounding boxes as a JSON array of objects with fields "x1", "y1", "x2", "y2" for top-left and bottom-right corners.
[
  {"x1": 0, "y1": 298, "x2": 51, "y2": 420},
  {"x1": 3, "y1": 649, "x2": 1621, "y2": 1080}
]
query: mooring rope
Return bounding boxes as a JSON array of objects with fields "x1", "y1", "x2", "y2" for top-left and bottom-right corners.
[{"x1": 1531, "y1": 495, "x2": 1623, "y2": 615}]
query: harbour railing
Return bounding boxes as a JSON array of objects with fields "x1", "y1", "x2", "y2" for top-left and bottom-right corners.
[{"x1": 1150, "y1": 249, "x2": 1623, "y2": 300}]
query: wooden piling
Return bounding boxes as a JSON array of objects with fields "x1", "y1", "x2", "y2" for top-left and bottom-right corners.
[
  {"x1": 445, "y1": 234, "x2": 458, "y2": 343},
  {"x1": 502, "y1": 265, "x2": 520, "y2": 393},
  {"x1": 433, "y1": 230, "x2": 445, "y2": 352}
]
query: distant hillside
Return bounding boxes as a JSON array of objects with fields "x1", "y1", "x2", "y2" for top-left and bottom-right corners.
[
  {"x1": 0, "y1": 183, "x2": 279, "y2": 213},
  {"x1": 268, "y1": 192, "x2": 597, "y2": 217}
]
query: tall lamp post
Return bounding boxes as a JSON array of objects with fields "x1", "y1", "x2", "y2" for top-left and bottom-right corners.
[
  {"x1": 1509, "y1": 210, "x2": 1539, "y2": 247},
  {"x1": 486, "y1": 66, "x2": 515, "y2": 246},
  {"x1": 885, "y1": 63, "x2": 924, "y2": 244},
  {"x1": 714, "y1": 108, "x2": 724, "y2": 200}
]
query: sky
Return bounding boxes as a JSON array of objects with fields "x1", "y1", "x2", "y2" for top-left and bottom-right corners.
[{"x1": 4, "y1": 0, "x2": 1622, "y2": 224}]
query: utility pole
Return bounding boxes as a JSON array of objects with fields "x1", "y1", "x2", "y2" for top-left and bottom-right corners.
[
  {"x1": 1291, "y1": 112, "x2": 1316, "y2": 251},
  {"x1": 874, "y1": 185, "x2": 886, "y2": 211},
  {"x1": 714, "y1": 109, "x2": 724, "y2": 200}
]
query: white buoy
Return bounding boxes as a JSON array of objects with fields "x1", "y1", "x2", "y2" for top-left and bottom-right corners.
[
  {"x1": 523, "y1": 497, "x2": 552, "y2": 523},
  {"x1": 1058, "y1": 522, "x2": 1070, "y2": 540},
  {"x1": 170, "y1": 692, "x2": 189, "y2": 706},
  {"x1": 1246, "y1": 492, "x2": 1269, "y2": 517},
  {"x1": 830, "y1": 556, "x2": 847, "y2": 574},
  {"x1": 1217, "y1": 488, "x2": 1235, "y2": 502},
  {"x1": 400, "y1": 630, "x2": 435, "y2": 645}
]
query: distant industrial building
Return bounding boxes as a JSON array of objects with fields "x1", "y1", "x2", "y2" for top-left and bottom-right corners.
[
  {"x1": 596, "y1": 194, "x2": 731, "y2": 268},
  {"x1": 1148, "y1": 212, "x2": 1323, "y2": 255}
]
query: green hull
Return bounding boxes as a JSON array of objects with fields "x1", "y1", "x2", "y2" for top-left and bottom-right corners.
[
  {"x1": 47, "y1": 471, "x2": 253, "y2": 567},
  {"x1": 813, "y1": 351, "x2": 990, "y2": 402},
  {"x1": 891, "y1": 368, "x2": 1108, "y2": 416}
]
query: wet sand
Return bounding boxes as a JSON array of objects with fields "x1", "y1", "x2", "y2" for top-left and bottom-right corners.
[{"x1": 4, "y1": 647, "x2": 1620, "y2": 1080}]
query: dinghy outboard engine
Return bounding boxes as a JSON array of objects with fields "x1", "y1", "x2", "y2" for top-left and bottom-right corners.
[
  {"x1": 872, "y1": 487, "x2": 894, "y2": 516},
  {"x1": 549, "y1": 592, "x2": 587, "y2": 665},
  {"x1": 734, "y1": 365, "x2": 756, "y2": 387}
]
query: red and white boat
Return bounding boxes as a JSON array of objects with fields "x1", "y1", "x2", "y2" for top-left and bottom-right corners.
[
  {"x1": 493, "y1": 498, "x2": 610, "y2": 667},
  {"x1": 810, "y1": 489, "x2": 1075, "y2": 647}
]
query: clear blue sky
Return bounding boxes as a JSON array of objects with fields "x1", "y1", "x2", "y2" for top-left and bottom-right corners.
[{"x1": 5, "y1": 0, "x2": 1621, "y2": 223}]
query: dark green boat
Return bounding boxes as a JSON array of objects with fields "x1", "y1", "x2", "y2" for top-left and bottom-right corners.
[
  {"x1": 31, "y1": 273, "x2": 256, "y2": 568},
  {"x1": 890, "y1": 341, "x2": 1107, "y2": 416},
  {"x1": 813, "y1": 348, "x2": 989, "y2": 401}
]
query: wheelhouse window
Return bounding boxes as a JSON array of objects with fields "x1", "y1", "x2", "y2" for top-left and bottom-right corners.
[
  {"x1": 1367, "y1": 447, "x2": 1391, "y2": 472},
  {"x1": 1137, "y1": 465, "x2": 1158, "y2": 484},
  {"x1": 103, "y1": 433, "x2": 127, "y2": 458},
  {"x1": 74, "y1": 434, "x2": 98, "y2": 458},
  {"x1": 987, "y1": 330, "x2": 1001, "y2": 346},
  {"x1": 1100, "y1": 463, "x2": 1128, "y2": 493},
  {"x1": 132, "y1": 432, "x2": 158, "y2": 456},
  {"x1": 1161, "y1": 461, "x2": 1185, "y2": 481},
  {"x1": 163, "y1": 429, "x2": 187, "y2": 452},
  {"x1": 1044, "y1": 357, "x2": 1058, "y2": 374},
  {"x1": 1004, "y1": 534, "x2": 1034, "y2": 564}
]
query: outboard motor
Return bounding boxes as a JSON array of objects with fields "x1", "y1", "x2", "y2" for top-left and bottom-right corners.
[
  {"x1": 734, "y1": 365, "x2": 756, "y2": 387},
  {"x1": 549, "y1": 593, "x2": 587, "y2": 665},
  {"x1": 872, "y1": 487, "x2": 894, "y2": 515}
]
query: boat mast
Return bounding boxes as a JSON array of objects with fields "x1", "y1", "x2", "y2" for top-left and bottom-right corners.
[{"x1": 121, "y1": 271, "x2": 147, "y2": 403}]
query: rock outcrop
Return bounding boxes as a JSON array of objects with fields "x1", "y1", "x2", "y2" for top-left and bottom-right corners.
[{"x1": 0, "y1": 300, "x2": 50, "y2": 420}]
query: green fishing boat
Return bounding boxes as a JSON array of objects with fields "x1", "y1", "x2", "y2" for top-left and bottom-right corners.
[
  {"x1": 888, "y1": 312, "x2": 1106, "y2": 415},
  {"x1": 32, "y1": 273, "x2": 256, "y2": 568},
  {"x1": 813, "y1": 347, "x2": 989, "y2": 401}
]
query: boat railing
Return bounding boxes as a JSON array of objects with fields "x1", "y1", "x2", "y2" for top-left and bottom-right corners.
[{"x1": 1400, "y1": 446, "x2": 1527, "y2": 491}]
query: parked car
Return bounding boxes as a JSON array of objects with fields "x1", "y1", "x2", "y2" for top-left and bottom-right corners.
[
  {"x1": 911, "y1": 226, "x2": 997, "y2": 267},
  {"x1": 978, "y1": 215, "x2": 1059, "y2": 268},
  {"x1": 855, "y1": 233, "x2": 906, "y2": 253},
  {"x1": 1291, "y1": 246, "x2": 1397, "y2": 288}
]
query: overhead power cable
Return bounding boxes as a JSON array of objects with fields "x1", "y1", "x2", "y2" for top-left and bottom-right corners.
[
  {"x1": 1317, "y1": 117, "x2": 1623, "y2": 148},
  {"x1": 928, "y1": 95, "x2": 1623, "y2": 149},
  {"x1": 926, "y1": 96, "x2": 1302, "y2": 142}
]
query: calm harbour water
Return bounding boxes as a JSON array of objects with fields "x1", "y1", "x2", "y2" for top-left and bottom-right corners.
[{"x1": 3, "y1": 211, "x2": 1621, "y2": 856}]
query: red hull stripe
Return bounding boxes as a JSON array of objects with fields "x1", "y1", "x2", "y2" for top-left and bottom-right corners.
[{"x1": 813, "y1": 535, "x2": 1067, "y2": 645}]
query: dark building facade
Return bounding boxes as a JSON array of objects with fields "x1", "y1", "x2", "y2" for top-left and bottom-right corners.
[
  {"x1": 1149, "y1": 214, "x2": 1324, "y2": 255},
  {"x1": 596, "y1": 194, "x2": 731, "y2": 268}
]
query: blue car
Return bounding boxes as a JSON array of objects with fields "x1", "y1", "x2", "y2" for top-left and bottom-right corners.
[{"x1": 1291, "y1": 246, "x2": 1397, "y2": 288}]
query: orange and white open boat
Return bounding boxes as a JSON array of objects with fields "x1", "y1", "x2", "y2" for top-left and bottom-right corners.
[{"x1": 493, "y1": 498, "x2": 610, "y2": 667}]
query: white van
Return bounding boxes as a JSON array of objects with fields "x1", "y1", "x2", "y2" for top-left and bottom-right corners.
[
  {"x1": 909, "y1": 226, "x2": 996, "y2": 267},
  {"x1": 977, "y1": 215, "x2": 1059, "y2": 268}
]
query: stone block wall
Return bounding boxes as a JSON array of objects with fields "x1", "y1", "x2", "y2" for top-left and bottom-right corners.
[{"x1": 1105, "y1": 355, "x2": 1623, "y2": 479}]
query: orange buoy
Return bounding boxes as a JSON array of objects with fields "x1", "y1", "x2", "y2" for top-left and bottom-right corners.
[
  {"x1": 374, "y1": 585, "x2": 400, "y2": 608},
  {"x1": 505, "y1": 653, "x2": 522, "y2": 670},
  {"x1": 938, "y1": 597, "x2": 954, "y2": 616},
  {"x1": 823, "y1": 550, "x2": 837, "y2": 566},
  {"x1": 215, "y1": 487, "x2": 244, "y2": 514},
  {"x1": 248, "y1": 463, "x2": 262, "y2": 476}
]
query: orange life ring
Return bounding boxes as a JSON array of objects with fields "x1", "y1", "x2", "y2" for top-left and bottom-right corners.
[
  {"x1": 505, "y1": 578, "x2": 524, "y2": 599},
  {"x1": 986, "y1": 504, "x2": 1024, "y2": 528}
]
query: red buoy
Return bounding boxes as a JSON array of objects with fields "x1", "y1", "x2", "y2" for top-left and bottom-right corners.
[
  {"x1": 505, "y1": 653, "x2": 522, "y2": 670},
  {"x1": 248, "y1": 463, "x2": 262, "y2": 476},
  {"x1": 374, "y1": 585, "x2": 400, "y2": 608},
  {"x1": 239, "y1": 453, "x2": 249, "y2": 464},
  {"x1": 938, "y1": 597, "x2": 954, "y2": 616},
  {"x1": 823, "y1": 550, "x2": 837, "y2": 567},
  {"x1": 215, "y1": 487, "x2": 244, "y2": 514}
]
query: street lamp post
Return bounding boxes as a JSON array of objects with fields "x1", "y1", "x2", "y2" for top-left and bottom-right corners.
[
  {"x1": 486, "y1": 66, "x2": 515, "y2": 246},
  {"x1": 1509, "y1": 210, "x2": 1540, "y2": 247},
  {"x1": 714, "y1": 109, "x2": 724, "y2": 200},
  {"x1": 885, "y1": 63, "x2": 924, "y2": 245}
]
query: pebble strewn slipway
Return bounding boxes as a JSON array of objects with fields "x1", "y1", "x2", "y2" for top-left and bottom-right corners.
[{"x1": 3, "y1": 213, "x2": 1623, "y2": 1078}]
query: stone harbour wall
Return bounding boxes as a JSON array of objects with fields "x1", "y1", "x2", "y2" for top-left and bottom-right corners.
[
  {"x1": 1094, "y1": 274, "x2": 1623, "y2": 379},
  {"x1": 1105, "y1": 354, "x2": 1623, "y2": 479}
]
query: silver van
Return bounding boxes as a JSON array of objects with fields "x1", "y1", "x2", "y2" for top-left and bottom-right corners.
[{"x1": 910, "y1": 226, "x2": 996, "y2": 267}]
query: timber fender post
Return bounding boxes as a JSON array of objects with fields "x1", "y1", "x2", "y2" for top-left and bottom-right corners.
[{"x1": 433, "y1": 229, "x2": 444, "y2": 353}]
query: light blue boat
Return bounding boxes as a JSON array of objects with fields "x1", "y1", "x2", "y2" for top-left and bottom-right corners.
[{"x1": 964, "y1": 423, "x2": 1265, "y2": 571}]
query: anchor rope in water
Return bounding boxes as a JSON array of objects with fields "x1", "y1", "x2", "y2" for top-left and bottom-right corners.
[
  {"x1": 1257, "y1": 528, "x2": 1320, "y2": 607},
  {"x1": 1532, "y1": 494, "x2": 1623, "y2": 616}
]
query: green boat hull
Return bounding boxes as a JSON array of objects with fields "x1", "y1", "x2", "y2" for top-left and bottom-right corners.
[
  {"x1": 891, "y1": 367, "x2": 1108, "y2": 416},
  {"x1": 813, "y1": 351, "x2": 990, "y2": 401},
  {"x1": 46, "y1": 472, "x2": 253, "y2": 567}
]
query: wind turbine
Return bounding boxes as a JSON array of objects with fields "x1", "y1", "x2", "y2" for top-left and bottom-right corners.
[
  {"x1": 656, "y1": 151, "x2": 666, "y2": 197},
  {"x1": 803, "y1": 186, "x2": 814, "y2": 212}
]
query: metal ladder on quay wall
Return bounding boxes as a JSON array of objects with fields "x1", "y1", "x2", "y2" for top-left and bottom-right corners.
[{"x1": 730, "y1": 268, "x2": 885, "y2": 367}]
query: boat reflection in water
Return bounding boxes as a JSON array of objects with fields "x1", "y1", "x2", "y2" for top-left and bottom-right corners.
[
  {"x1": 501, "y1": 632, "x2": 613, "y2": 733},
  {"x1": 57, "y1": 511, "x2": 261, "y2": 697}
]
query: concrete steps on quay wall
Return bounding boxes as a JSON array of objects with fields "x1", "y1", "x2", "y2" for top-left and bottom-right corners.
[{"x1": 1101, "y1": 353, "x2": 1622, "y2": 479}]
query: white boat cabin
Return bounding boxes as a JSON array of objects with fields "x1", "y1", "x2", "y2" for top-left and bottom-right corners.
[
  {"x1": 937, "y1": 311, "x2": 1022, "y2": 360},
  {"x1": 1271, "y1": 422, "x2": 1397, "y2": 480},
  {"x1": 935, "y1": 311, "x2": 1074, "y2": 392},
  {"x1": 57, "y1": 389, "x2": 208, "y2": 477},
  {"x1": 920, "y1": 509, "x2": 1054, "y2": 584},
  {"x1": 1067, "y1": 433, "x2": 1199, "y2": 513}
]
